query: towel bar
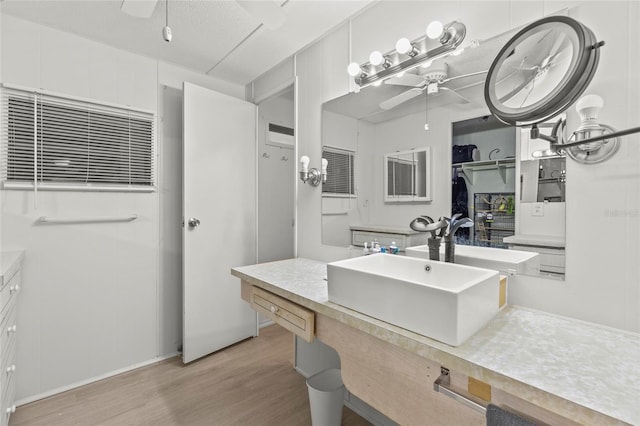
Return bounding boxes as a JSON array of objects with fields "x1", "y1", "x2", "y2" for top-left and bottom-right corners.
[
  {"x1": 36, "y1": 214, "x2": 138, "y2": 224},
  {"x1": 434, "y1": 367, "x2": 487, "y2": 414}
]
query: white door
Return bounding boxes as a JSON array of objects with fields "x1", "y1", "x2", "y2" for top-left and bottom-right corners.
[{"x1": 182, "y1": 82, "x2": 257, "y2": 364}]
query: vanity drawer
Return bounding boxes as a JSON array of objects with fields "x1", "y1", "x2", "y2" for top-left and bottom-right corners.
[
  {"x1": 0, "y1": 305, "x2": 16, "y2": 358},
  {"x1": 243, "y1": 282, "x2": 315, "y2": 343},
  {"x1": 0, "y1": 271, "x2": 20, "y2": 319}
]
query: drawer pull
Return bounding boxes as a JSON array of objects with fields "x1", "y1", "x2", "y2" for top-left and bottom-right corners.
[
  {"x1": 270, "y1": 305, "x2": 279, "y2": 314},
  {"x1": 7, "y1": 325, "x2": 17, "y2": 334},
  {"x1": 6, "y1": 365, "x2": 16, "y2": 374}
]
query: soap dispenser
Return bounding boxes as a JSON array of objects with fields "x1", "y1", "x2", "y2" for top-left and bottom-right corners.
[{"x1": 362, "y1": 242, "x2": 370, "y2": 256}]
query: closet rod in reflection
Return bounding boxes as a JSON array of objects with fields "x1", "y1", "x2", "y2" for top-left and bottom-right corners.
[{"x1": 36, "y1": 214, "x2": 138, "y2": 224}]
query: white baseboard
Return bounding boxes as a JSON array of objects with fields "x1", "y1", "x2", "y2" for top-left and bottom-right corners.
[{"x1": 16, "y1": 352, "x2": 181, "y2": 407}]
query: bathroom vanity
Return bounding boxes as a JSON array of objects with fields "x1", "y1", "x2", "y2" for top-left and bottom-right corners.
[{"x1": 232, "y1": 258, "x2": 638, "y2": 425}]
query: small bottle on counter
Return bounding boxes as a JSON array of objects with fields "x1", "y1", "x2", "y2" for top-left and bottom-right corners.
[
  {"x1": 362, "y1": 242, "x2": 370, "y2": 256},
  {"x1": 372, "y1": 243, "x2": 381, "y2": 254},
  {"x1": 389, "y1": 242, "x2": 399, "y2": 254}
]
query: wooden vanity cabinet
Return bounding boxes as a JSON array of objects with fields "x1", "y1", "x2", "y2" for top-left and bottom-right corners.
[
  {"x1": 316, "y1": 314, "x2": 586, "y2": 426},
  {"x1": 241, "y1": 281, "x2": 315, "y2": 343}
]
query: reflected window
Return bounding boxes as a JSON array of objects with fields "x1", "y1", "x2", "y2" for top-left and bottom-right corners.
[{"x1": 322, "y1": 147, "x2": 355, "y2": 196}]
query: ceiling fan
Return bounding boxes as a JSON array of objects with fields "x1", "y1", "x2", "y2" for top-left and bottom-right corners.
[
  {"x1": 379, "y1": 64, "x2": 487, "y2": 111},
  {"x1": 120, "y1": 0, "x2": 287, "y2": 30}
]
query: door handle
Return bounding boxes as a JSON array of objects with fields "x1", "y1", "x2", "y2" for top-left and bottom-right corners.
[{"x1": 188, "y1": 218, "x2": 201, "y2": 228}]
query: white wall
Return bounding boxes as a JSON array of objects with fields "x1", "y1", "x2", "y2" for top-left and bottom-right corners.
[
  {"x1": 1, "y1": 14, "x2": 245, "y2": 402},
  {"x1": 257, "y1": 93, "x2": 295, "y2": 263},
  {"x1": 293, "y1": 1, "x2": 640, "y2": 332}
]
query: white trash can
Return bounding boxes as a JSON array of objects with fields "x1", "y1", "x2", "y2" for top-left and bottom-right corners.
[{"x1": 306, "y1": 368, "x2": 345, "y2": 426}]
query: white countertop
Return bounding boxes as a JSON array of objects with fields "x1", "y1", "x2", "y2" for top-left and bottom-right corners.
[
  {"x1": 232, "y1": 257, "x2": 639, "y2": 425},
  {"x1": 503, "y1": 234, "x2": 565, "y2": 248},
  {"x1": 1, "y1": 250, "x2": 25, "y2": 287}
]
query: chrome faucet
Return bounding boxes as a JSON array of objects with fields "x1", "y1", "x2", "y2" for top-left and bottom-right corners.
[
  {"x1": 410, "y1": 214, "x2": 473, "y2": 262},
  {"x1": 442, "y1": 214, "x2": 474, "y2": 263}
]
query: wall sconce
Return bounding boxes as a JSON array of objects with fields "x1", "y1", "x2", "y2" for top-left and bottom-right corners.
[
  {"x1": 299, "y1": 156, "x2": 328, "y2": 186},
  {"x1": 531, "y1": 94, "x2": 640, "y2": 164},
  {"x1": 346, "y1": 20, "x2": 466, "y2": 89}
]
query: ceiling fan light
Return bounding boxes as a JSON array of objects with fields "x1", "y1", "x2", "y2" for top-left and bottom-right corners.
[{"x1": 426, "y1": 21, "x2": 444, "y2": 39}]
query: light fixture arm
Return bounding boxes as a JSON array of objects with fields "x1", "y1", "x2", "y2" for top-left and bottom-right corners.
[{"x1": 532, "y1": 122, "x2": 640, "y2": 151}]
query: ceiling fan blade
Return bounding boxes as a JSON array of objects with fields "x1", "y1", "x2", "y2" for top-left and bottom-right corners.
[
  {"x1": 380, "y1": 88, "x2": 424, "y2": 110},
  {"x1": 385, "y1": 74, "x2": 425, "y2": 87},
  {"x1": 438, "y1": 87, "x2": 470, "y2": 104},
  {"x1": 441, "y1": 70, "x2": 488, "y2": 84},
  {"x1": 236, "y1": 0, "x2": 286, "y2": 30},
  {"x1": 121, "y1": 0, "x2": 159, "y2": 18}
]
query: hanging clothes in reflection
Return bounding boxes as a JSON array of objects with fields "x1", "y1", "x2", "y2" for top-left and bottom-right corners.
[{"x1": 451, "y1": 169, "x2": 470, "y2": 239}]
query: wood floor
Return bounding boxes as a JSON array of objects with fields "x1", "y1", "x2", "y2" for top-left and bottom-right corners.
[{"x1": 11, "y1": 325, "x2": 371, "y2": 426}]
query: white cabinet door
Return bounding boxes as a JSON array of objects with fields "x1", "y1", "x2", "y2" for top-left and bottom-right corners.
[{"x1": 182, "y1": 82, "x2": 257, "y2": 363}]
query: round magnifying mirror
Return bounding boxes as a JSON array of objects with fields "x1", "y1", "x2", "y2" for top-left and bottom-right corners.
[{"x1": 484, "y1": 16, "x2": 602, "y2": 126}]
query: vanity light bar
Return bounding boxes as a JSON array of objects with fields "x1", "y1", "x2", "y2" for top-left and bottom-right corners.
[{"x1": 351, "y1": 21, "x2": 466, "y2": 89}]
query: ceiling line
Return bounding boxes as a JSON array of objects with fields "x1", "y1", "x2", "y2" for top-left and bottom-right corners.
[
  {"x1": 205, "y1": 23, "x2": 263, "y2": 75},
  {"x1": 206, "y1": 0, "x2": 290, "y2": 76}
]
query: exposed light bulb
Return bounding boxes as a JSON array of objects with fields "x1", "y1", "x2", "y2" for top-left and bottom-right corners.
[
  {"x1": 426, "y1": 21, "x2": 444, "y2": 39},
  {"x1": 424, "y1": 123, "x2": 430, "y2": 131},
  {"x1": 576, "y1": 94, "x2": 604, "y2": 122},
  {"x1": 395, "y1": 38, "x2": 412, "y2": 54},
  {"x1": 299, "y1": 155, "x2": 310, "y2": 172},
  {"x1": 369, "y1": 51, "x2": 384, "y2": 66},
  {"x1": 347, "y1": 62, "x2": 363, "y2": 77}
]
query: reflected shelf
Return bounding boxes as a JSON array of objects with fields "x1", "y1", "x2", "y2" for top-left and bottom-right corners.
[{"x1": 452, "y1": 158, "x2": 515, "y2": 184}]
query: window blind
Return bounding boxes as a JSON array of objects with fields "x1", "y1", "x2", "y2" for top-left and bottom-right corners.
[
  {"x1": 1, "y1": 85, "x2": 156, "y2": 191},
  {"x1": 322, "y1": 146, "x2": 355, "y2": 197}
]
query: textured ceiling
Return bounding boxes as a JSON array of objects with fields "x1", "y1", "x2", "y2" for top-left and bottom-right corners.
[{"x1": 1, "y1": 0, "x2": 373, "y2": 86}]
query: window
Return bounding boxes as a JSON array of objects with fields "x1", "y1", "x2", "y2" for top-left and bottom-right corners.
[
  {"x1": 1, "y1": 86, "x2": 155, "y2": 191},
  {"x1": 322, "y1": 146, "x2": 355, "y2": 197}
]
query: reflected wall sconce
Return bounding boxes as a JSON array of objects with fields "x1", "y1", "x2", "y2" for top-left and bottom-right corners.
[
  {"x1": 299, "y1": 156, "x2": 328, "y2": 186},
  {"x1": 347, "y1": 20, "x2": 466, "y2": 89}
]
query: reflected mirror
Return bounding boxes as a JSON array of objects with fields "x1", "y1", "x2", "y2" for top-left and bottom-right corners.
[
  {"x1": 321, "y1": 23, "x2": 567, "y2": 279},
  {"x1": 385, "y1": 148, "x2": 431, "y2": 202}
]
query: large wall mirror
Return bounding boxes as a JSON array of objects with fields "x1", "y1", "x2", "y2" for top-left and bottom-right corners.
[{"x1": 321, "y1": 23, "x2": 567, "y2": 280}]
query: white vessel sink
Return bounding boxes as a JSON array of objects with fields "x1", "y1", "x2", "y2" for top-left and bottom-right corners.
[
  {"x1": 405, "y1": 244, "x2": 540, "y2": 275},
  {"x1": 326, "y1": 253, "x2": 500, "y2": 346}
]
